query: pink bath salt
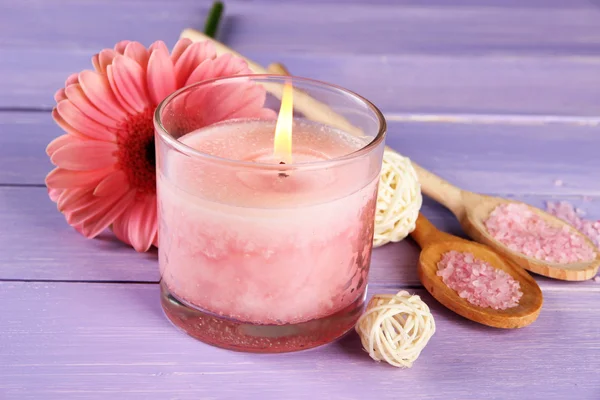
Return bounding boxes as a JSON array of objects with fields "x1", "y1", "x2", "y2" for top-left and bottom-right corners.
[
  {"x1": 484, "y1": 203, "x2": 596, "y2": 264},
  {"x1": 436, "y1": 251, "x2": 523, "y2": 310},
  {"x1": 546, "y1": 201, "x2": 600, "y2": 248}
]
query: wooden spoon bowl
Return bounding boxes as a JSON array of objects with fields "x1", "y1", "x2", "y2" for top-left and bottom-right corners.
[
  {"x1": 412, "y1": 214, "x2": 543, "y2": 329},
  {"x1": 413, "y1": 164, "x2": 600, "y2": 281},
  {"x1": 460, "y1": 193, "x2": 600, "y2": 281}
]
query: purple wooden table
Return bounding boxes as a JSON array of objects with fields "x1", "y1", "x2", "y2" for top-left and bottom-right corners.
[{"x1": 1, "y1": 1, "x2": 600, "y2": 399}]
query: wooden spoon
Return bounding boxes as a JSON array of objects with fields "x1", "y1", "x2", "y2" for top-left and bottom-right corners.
[
  {"x1": 412, "y1": 164, "x2": 600, "y2": 281},
  {"x1": 411, "y1": 213, "x2": 543, "y2": 328}
]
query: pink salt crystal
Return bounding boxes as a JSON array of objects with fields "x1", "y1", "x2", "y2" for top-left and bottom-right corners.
[
  {"x1": 484, "y1": 203, "x2": 596, "y2": 264},
  {"x1": 546, "y1": 201, "x2": 600, "y2": 248},
  {"x1": 436, "y1": 251, "x2": 522, "y2": 310}
]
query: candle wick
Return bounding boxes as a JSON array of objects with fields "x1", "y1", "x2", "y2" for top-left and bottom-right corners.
[{"x1": 278, "y1": 161, "x2": 289, "y2": 178}]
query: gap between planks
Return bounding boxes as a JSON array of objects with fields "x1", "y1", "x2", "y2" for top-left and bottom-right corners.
[
  {"x1": 1, "y1": 278, "x2": 598, "y2": 293},
  {"x1": 1, "y1": 108, "x2": 599, "y2": 126},
  {"x1": 385, "y1": 113, "x2": 600, "y2": 126},
  {"x1": 2, "y1": 184, "x2": 599, "y2": 202}
]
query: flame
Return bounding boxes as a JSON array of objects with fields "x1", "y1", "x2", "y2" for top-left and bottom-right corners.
[{"x1": 273, "y1": 81, "x2": 293, "y2": 164}]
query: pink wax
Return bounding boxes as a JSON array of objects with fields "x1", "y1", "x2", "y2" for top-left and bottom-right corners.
[{"x1": 157, "y1": 119, "x2": 379, "y2": 326}]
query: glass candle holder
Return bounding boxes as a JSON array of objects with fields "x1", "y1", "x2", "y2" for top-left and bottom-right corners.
[{"x1": 154, "y1": 75, "x2": 386, "y2": 353}]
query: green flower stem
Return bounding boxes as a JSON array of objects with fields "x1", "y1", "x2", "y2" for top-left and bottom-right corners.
[{"x1": 203, "y1": 1, "x2": 225, "y2": 38}]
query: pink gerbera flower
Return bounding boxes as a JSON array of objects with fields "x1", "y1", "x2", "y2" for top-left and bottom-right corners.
[{"x1": 46, "y1": 39, "x2": 265, "y2": 252}]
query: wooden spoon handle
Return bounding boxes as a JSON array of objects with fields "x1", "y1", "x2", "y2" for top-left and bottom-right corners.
[
  {"x1": 409, "y1": 213, "x2": 455, "y2": 247},
  {"x1": 410, "y1": 213, "x2": 440, "y2": 248},
  {"x1": 411, "y1": 163, "x2": 466, "y2": 218},
  {"x1": 267, "y1": 63, "x2": 290, "y2": 75}
]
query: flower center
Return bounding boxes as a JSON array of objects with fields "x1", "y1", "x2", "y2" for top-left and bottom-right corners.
[{"x1": 117, "y1": 108, "x2": 156, "y2": 195}]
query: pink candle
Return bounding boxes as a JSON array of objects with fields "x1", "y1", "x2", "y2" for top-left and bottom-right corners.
[{"x1": 155, "y1": 76, "x2": 386, "y2": 352}]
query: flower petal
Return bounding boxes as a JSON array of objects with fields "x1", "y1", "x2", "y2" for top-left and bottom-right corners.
[
  {"x1": 147, "y1": 48, "x2": 176, "y2": 105},
  {"x1": 57, "y1": 188, "x2": 92, "y2": 213},
  {"x1": 183, "y1": 59, "x2": 214, "y2": 86},
  {"x1": 258, "y1": 108, "x2": 277, "y2": 120},
  {"x1": 78, "y1": 70, "x2": 129, "y2": 121},
  {"x1": 71, "y1": 222, "x2": 86, "y2": 236},
  {"x1": 182, "y1": 54, "x2": 254, "y2": 115},
  {"x1": 65, "y1": 73, "x2": 79, "y2": 87},
  {"x1": 114, "y1": 40, "x2": 131, "y2": 55},
  {"x1": 52, "y1": 107, "x2": 92, "y2": 139},
  {"x1": 191, "y1": 81, "x2": 266, "y2": 125},
  {"x1": 66, "y1": 197, "x2": 102, "y2": 227},
  {"x1": 211, "y1": 53, "x2": 250, "y2": 76},
  {"x1": 174, "y1": 41, "x2": 217, "y2": 87},
  {"x1": 91, "y1": 54, "x2": 101, "y2": 73},
  {"x1": 67, "y1": 189, "x2": 133, "y2": 232},
  {"x1": 94, "y1": 170, "x2": 129, "y2": 197},
  {"x1": 185, "y1": 54, "x2": 250, "y2": 87},
  {"x1": 65, "y1": 84, "x2": 120, "y2": 128},
  {"x1": 149, "y1": 40, "x2": 169, "y2": 54},
  {"x1": 54, "y1": 88, "x2": 67, "y2": 103},
  {"x1": 152, "y1": 231, "x2": 158, "y2": 248},
  {"x1": 106, "y1": 65, "x2": 138, "y2": 115},
  {"x1": 169, "y1": 38, "x2": 192, "y2": 64},
  {"x1": 124, "y1": 41, "x2": 150, "y2": 70},
  {"x1": 112, "y1": 208, "x2": 133, "y2": 246},
  {"x1": 127, "y1": 195, "x2": 157, "y2": 252},
  {"x1": 227, "y1": 84, "x2": 270, "y2": 119},
  {"x1": 51, "y1": 141, "x2": 118, "y2": 170},
  {"x1": 109, "y1": 55, "x2": 149, "y2": 113},
  {"x1": 46, "y1": 134, "x2": 81, "y2": 157},
  {"x1": 98, "y1": 49, "x2": 117, "y2": 75},
  {"x1": 148, "y1": 201, "x2": 158, "y2": 248},
  {"x1": 48, "y1": 188, "x2": 64, "y2": 203},
  {"x1": 46, "y1": 167, "x2": 114, "y2": 189},
  {"x1": 56, "y1": 100, "x2": 117, "y2": 142},
  {"x1": 149, "y1": 222, "x2": 158, "y2": 249},
  {"x1": 202, "y1": 86, "x2": 242, "y2": 123},
  {"x1": 81, "y1": 190, "x2": 136, "y2": 238}
]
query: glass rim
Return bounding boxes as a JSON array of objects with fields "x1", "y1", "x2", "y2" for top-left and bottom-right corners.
[{"x1": 154, "y1": 74, "x2": 387, "y2": 171}]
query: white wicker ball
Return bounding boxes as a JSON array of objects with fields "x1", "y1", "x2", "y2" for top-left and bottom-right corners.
[
  {"x1": 373, "y1": 150, "x2": 422, "y2": 247},
  {"x1": 355, "y1": 291, "x2": 436, "y2": 368}
]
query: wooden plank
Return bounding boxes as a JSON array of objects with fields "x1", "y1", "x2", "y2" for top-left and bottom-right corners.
[
  {"x1": 2, "y1": 1, "x2": 600, "y2": 113},
  {"x1": 51, "y1": 0, "x2": 596, "y2": 7},
  {"x1": 0, "y1": 186, "x2": 159, "y2": 283},
  {"x1": 1, "y1": 282, "x2": 599, "y2": 399},
  {"x1": 0, "y1": 112, "x2": 55, "y2": 185},
  {"x1": 1, "y1": 186, "x2": 598, "y2": 289},
  {"x1": 3, "y1": 48, "x2": 600, "y2": 115},
  {"x1": 387, "y1": 119, "x2": 600, "y2": 196},
  {"x1": 270, "y1": 54, "x2": 600, "y2": 117},
  {"x1": 2, "y1": 1, "x2": 599, "y2": 56},
  {"x1": 2, "y1": 111, "x2": 598, "y2": 193}
]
